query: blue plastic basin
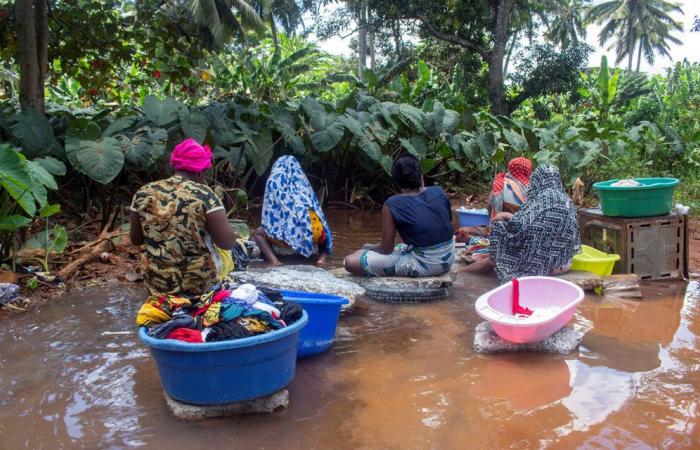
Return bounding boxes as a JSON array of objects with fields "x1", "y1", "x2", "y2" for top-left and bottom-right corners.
[
  {"x1": 457, "y1": 209, "x2": 490, "y2": 227},
  {"x1": 138, "y1": 311, "x2": 308, "y2": 405},
  {"x1": 280, "y1": 290, "x2": 349, "y2": 358}
]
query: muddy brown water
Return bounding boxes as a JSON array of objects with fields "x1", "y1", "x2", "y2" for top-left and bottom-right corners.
[{"x1": 1, "y1": 211, "x2": 699, "y2": 449}]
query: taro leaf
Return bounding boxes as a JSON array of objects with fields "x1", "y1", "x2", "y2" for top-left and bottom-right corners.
[
  {"x1": 0, "y1": 144, "x2": 35, "y2": 216},
  {"x1": 432, "y1": 101, "x2": 446, "y2": 133},
  {"x1": 311, "y1": 119, "x2": 345, "y2": 153},
  {"x1": 378, "y1": 155, "x2": 393, "y2": 174},
  {"x1": 69, "y1": 137, "x2": 124, "y2": 184},
  {"x1": 398, "y1": 104, "x2": 426, "y2": 133},
  {"x1": 34, "y1": 156, "x2": 66, "y2": 176},
  {"x1": 272, "y1": 120, "x2": 304, "y2": 153},
  {"x1": 227, "y1": 148, "x2": 247, "y2": 175},
  {"x1": 421, "y1": 158, "x2": 437, "y2": 174},
  {"x1": 442, "y1": 109, "x2": 460, "y2": 134},
  {"x1": 377, "y1": 102, "x2": 399, "y2": 130},
  {"x1": 10, "y1": 109, "x2": 60, "y2": 158},
  {"x1": 26, "y1": 160, "x2": 58, "y2": 190},
  {"x1": 121, "y1": 127, "x2": 167, "y2": 167},
  {"x1": 399, "y1": 136, "x2": 429, "y2": 158},
  {"x1": 66, "y1": 119, "x2": 102, "y2": 141},
  {"x1": 502, "y1": 129, "x2": 528, "y2": 152},
  {"x1": 301, "y1": 97, "x2": 326, "y2": 131},
  {"x1": 338, "y1": 114, "x2": 365, "y2": 138},
  {"x1": 246, "y1": 128, "x2": 274, "y2": 176},
  {"x1": 31, "y1": 182, "x2": 48, "y2": 208},
  {"x1": 0, "y1": 215, "x2": 32, "y2": 231},
  {"x1": 359, "y1": 137, "x2": 382, "y2": 162},
  {"x1": 447, "y1": 160, "x2": 466, "y2": 173},
  {"x1": 102, "y1": 116, "x2": 138, "y2": 137},
  {"x1": 180, "y1": 111, "x2": 209, "y2": 143},
  {"x1": 475, "y1": 132, "x2": 496, "y2": 158},
  {"x1": 142, "y1": 95, "x2": 185, "y2": 127},
  {"x1": 25, "y1": 224, "x2": 68, "y2": 254},
  {"x1": 39, "y1": 203, "x2": 60, "y2": 218}
]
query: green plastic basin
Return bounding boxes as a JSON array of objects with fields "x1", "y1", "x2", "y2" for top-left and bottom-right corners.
[{"x1": 593, "y1": 178, "x2": 679, "y2": 218}]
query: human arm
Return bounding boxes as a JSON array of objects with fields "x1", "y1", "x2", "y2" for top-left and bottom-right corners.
[
  {"x1": 205, "y1": 209, "x2": 238, "y2": 249},
  {"x1": 129, "y1": 210, "x2": 144, "y2": 245},
  {"x1": 363, "y1": 204, "x2": 396, "y2": 254},
  {"x1": 493, "y1": 212, "x2": 513, "y2": 222}
]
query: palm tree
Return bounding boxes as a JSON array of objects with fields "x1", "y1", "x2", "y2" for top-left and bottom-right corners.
[
  {"x1": 586, "y1": 0, "x2": 683, "y2": 71},
  {"x1": 546, "y1": 0, "x2": 590, "y2": 49},
  {"x1": 188, "y1": 0, "x2": 268, "y2": 50}
]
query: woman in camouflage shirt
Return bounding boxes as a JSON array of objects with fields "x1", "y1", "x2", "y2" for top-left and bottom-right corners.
[{"x1": 130, "y1": 139, "x2": 238, "y2": 297}]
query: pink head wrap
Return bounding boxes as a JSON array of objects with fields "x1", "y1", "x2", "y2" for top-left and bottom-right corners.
[{"x1": 169, "y1": 138, "x2": 213, "y2": 173}]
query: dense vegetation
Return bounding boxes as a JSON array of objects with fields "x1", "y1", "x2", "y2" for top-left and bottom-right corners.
[{"x1": 0, "y1": 0, "x2": 698, "y2": 266}]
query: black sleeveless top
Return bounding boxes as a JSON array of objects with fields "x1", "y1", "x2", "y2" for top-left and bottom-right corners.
[{"x1": 385, "y1": 186, "x2": 454, "y2": 248}]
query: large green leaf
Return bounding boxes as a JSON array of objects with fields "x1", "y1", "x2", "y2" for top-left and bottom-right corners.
[
  {"x1": 301, "y1": 97, "x2": 326, "y2": 131},
  {"x1": 310, "y1": 119, "x2": 345, "y2": 152},
  {"x1": 399, "y1": 136, "x2": 430, "y2": 158},
  {"x1": 398, "y1": 104, "x2": 426, "y2": 133},
  {"x1": 359, "y1": 137, "x2": 383, "y2": 162},
  {"x1": 0, "y1": 145, "x2": 35, "y2": 216},
  {"x1": 34, "y1": 156, "x2": 66, "y2": 176},
  {"x1": 142, "y1": 96, "x2": 185, "y2": 127},
  {"x1": 120, "y1": 127, "x2": 167, "y2": 167},
  {"x1": 102, "y1": 116, "x2": 138, "y2": 137},
  {"x1": 0, "y1": 215, "x2": 32, "y2": 231},
  {"x1": 338, "y1": 114, "x2": 364, "y2": 138},
  {"x1": 180, "y1": 111, "x2": 209, "y2": 143},
  {"x1": 25, "y1": 224, "x2": 68, "y2": 254},
  {"x1": 39, "y1": 203, "x2": 61, "y2": 218},
  {"x1": 475, "y1": 133, "x2": 496, "y2": 158},
  {"x1": 26, "y1": 160, "x2": 58, "y2": 190},
  {"x1": 246, "y1": 128, "x2": 274, "y2": 176},
  {"x1": 10, "y1": 109, "x2": 59, "y2": 158},
  {"x1": 447, "y1": 160, "x2": 466, "y2": 173},
  {"x1": 67, "y1": 137, "x2": 124, "y2": 184},
  {"x1": 502, "y1": 129, "x2": 528, "y2": 152}
]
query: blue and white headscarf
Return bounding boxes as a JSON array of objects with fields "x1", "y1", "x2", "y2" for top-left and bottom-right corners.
[{"x1": 262, "y1": 155, "x2": 333, "y2": 257}]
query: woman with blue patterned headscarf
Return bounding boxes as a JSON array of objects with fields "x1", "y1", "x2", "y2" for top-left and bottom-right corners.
[{"x1": 252, "y1": 156, "x2": 333, "y2": 265}]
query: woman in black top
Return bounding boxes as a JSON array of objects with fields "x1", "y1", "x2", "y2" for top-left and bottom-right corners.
[{"x1": 344, "y1": 155, "x2": 455, "y2": 277}]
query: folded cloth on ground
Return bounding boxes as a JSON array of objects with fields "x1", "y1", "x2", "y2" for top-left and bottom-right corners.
[
  {"x1": 147, "y1": 313, "x2": 197, "y2": 339},
  {"x1": 166, "y1": 327, "x2": 204, "y2": 343}
]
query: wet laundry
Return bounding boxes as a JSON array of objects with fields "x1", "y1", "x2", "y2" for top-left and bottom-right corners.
[
  {"x1": 136, "y1": 282, "x2": 302, "y2": 344},
  {"x1": 147, "y1": 313, "x2": 197, "y2": 339},
  {"x1": 166, "y1": 328, "x2": 204, "y2": 343}
]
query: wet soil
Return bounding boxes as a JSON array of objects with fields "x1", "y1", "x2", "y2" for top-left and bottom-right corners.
[{"x1": 0, "y1": 211, "x2": 698, "y2": 449}]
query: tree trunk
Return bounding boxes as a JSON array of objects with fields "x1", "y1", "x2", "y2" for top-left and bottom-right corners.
[
  {"x1": 627, "y1": 17, "x2": 634, "y2": 72},
  {"x1": 34, "y1": 0, "x2": 47, "y2": 109},
  {"x1": 636, "y1": 41, "x2": 642, "y2": 72},
  {"x1": 15, "y1": 0, "x2": 44, "y2": 112},
  {"x1": 269, "y1": 11, "x2": 280, "y2": 61},
  {"x1": 368, "y1": 11, "x2": 376, "y2": 71},
  {"x1": 488, "y1": 0, "x2": 512, "y2": 115},
  {"x1": 357, "y1": 0, "x2": 367, "y2": 78},
  {"x1": 392, "y1": 20, "x2": 402, "y2": 60}
]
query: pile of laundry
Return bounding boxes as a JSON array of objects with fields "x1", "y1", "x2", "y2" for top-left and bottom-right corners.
[
  {"x1": 136, "y1": 282, "x2": 303, "y2": 344},
  {"x1": 611, "y1": 179, "x2": 642, "y2": 187},
  {"x1": 455, "y1": 226, "x2": 491, "y2": 264}
]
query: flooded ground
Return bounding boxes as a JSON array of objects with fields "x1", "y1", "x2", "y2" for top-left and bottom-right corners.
[{"x1": 1, "y1": 211, "x2": 698, "y2": 449}]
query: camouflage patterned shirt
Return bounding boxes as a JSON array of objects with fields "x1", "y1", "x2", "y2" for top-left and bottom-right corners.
[{"x1": 130, "y1": 175, "x2": 224, "y2": 297}]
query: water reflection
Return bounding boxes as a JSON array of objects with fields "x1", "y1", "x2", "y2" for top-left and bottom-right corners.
[{"x1": 0, "y1": 211, "x2": 696, "y2": 449}]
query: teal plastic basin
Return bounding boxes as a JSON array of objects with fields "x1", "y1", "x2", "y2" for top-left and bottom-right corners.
[{"x1": 593, "y1": 178, "x2": 679, "y2": 218}]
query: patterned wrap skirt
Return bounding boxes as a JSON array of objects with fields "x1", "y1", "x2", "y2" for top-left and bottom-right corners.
[{"x1": 360, "y1": 239, "x2": 455, "y2": 278}]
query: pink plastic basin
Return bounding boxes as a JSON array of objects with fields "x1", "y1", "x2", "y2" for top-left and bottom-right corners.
[{"x1": 475, "y1": 276, "x2": 584, "y2": 344}]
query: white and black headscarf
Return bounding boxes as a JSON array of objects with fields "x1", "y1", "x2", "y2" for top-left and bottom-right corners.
[{"x1": 489, "y1": 164, "x2": 581, "y2": 283}]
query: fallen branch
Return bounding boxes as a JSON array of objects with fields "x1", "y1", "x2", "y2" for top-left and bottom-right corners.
[
  {"x1": 66, "y1": 231, "x2": 127, "y2": 255},
  {"x1": 58, "y1": 212, "x2": 117, "y2": 281}
]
